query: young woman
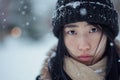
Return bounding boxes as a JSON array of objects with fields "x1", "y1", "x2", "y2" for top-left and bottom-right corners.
[{"x1": 37, "y1": 0, "x2": 120, "y2": 80}]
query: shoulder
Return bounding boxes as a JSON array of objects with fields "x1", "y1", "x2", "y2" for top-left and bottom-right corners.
[{"x1": 37, "y1": 46, "x2": 57, "y2": 80}]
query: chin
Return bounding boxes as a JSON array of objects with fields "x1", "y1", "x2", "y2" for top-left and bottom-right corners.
[
  {"x1": 79, "y1": 61, "x2": 92, "y2": 66},
  {"x1": 73, "y1": 57, "x2": 92, "y2": 66}
]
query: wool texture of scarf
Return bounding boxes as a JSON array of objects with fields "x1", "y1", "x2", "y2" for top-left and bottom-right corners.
[{"x1": 64, "y1": 56, "x2": 107, "y2": 80}]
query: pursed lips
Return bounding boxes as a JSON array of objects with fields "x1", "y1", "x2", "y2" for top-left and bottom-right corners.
[{"x1": 77, "y1": 54, "x2": 93, "y2": 61}]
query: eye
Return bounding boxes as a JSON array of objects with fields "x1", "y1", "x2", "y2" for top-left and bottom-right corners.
[
  {"x1": 67, "y1": 30, "x2": 77, "y2": 35},
  {"x1": 89, "y1": 27, "x2": 98, "y2": 33}
]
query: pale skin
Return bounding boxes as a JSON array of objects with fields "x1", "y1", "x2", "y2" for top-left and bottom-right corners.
[{"x1": 64, "y1": 21, "x2": 107, "y2": 66}]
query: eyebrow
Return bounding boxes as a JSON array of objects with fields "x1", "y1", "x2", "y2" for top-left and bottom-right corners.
[{"x1": 64, "y1": 24, "x2": 78, "y2": 28}]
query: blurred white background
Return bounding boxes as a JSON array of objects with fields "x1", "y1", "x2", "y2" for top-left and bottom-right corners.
[
  {"x1": 0, "y1": 0, "x2": 57, "y2": 80},
  {"x1": 0, "y1": 0, "x2": 119, "y2": 80}
]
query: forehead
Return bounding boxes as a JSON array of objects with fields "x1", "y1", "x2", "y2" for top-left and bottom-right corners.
[
  {"x1": 64, "y1": 21, "x2": 101, "y2": 29},
  {"x1": 64, "y1": 22, "x2": 92, "y2": 28}
]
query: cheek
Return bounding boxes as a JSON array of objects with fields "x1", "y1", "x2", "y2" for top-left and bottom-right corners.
[
  {"x1": 89, "y1": 34, "x2": 101, "y2": 43},
  {"x1": 64, "y1": 37, "x2": 75, "y2": 49},
  {"x1": 64, "y1": 37, "x2": 78, "y2": 55},
  {"x1": 89, "y1": 33, "x2": 102, "y2": 48},
  {"x1": 93, "y1": 35, "x2": 107, "y2": 63},
  {"x1": 91, "y1": 38, "x2": 100, "y2": 49},
  {"x1": 98, "y1": 36, "x2": 107, "y2": 54}
]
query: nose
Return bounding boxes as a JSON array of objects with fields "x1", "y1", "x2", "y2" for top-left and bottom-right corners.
[{"x1": 77, "y1": 36, "x2": 91, "y2": 51}]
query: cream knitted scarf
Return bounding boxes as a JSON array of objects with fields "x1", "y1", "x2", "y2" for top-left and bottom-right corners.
[{"x1": 63, "y1": 56, "x2": 107, "y2": 80}]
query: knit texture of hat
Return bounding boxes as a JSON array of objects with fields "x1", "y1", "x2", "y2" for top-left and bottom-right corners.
[{"x1": 52, "y1": 0, "x2": 119, "y2": 38}]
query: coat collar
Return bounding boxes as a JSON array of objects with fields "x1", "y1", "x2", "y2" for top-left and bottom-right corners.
[{"x1": 39, "y1": 46, "x2": 56, "y2": 80}]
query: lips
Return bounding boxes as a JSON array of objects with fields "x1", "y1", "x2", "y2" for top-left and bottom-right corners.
[{"x1": 77, "y1": 55, "x2": 93, "y2": 61}]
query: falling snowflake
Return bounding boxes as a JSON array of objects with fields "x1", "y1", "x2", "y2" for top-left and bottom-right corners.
[
  {"x1": 21, "y1": 11, "x2": 26, "y2": 15},
  {"x1": 89, "y1": 15, "x2": 92, "y2": 18},
  {"x1": 26, "y1": 22, "x2": 30, "y2": 26},
  {"x1": 118, "y1": 59, "x2": 120, "y2": 62},
  {"x1": 23, "y1": 5, "x2": 28, "y2": 9},
  {"x1": 33, "y1": 17, "x2": 36, "y2": 21},
  {"x1": 103, "y1": 17, "x2": 107, "y2": 20},
  {"x1": 20, "y1": 0, "x2": 24, "y2": 4},
  {"x1": 94, "y1": 69, "x2": 102, "y2": 74},
  {"x1": 80, "y1": 8, "x2": 87, "y2": 16},
  {"x1": 110, "y1": 42, "x2": 114, "y2": 46},
  {"x1": 3, "y1": 19, "x2": 7, "y2": 22}
]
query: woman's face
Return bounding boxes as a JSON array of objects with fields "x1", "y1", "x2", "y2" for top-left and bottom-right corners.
[{"x1": 64, "y1": 21, "x2": 107, "y2": 65}]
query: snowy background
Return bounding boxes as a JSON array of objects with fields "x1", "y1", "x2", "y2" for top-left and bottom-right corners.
[
  {"x1": 0, "y1": 0, "x2": 57, "y2": 80},
  {"x1": 0, "y1": 0, "x2": 119, "y2": 80},
  {"x1": 0, "y1": 33, "x2": 57, "y2": 80}
]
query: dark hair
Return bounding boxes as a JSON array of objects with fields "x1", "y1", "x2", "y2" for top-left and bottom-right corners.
[
  {"x1": 48, "y1": 30, "x2": 71, "y2": 80},
  {"x1": 48, "y1": 23, "x2": 120, "y2": 80},
  {"x1": 102, "y1": 25, "x2": 120, "y2": 80}
]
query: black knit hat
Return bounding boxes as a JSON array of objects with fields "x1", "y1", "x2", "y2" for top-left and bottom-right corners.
[{"x1": 52, "y1": 0, "x2": 119, "y2": 39}]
